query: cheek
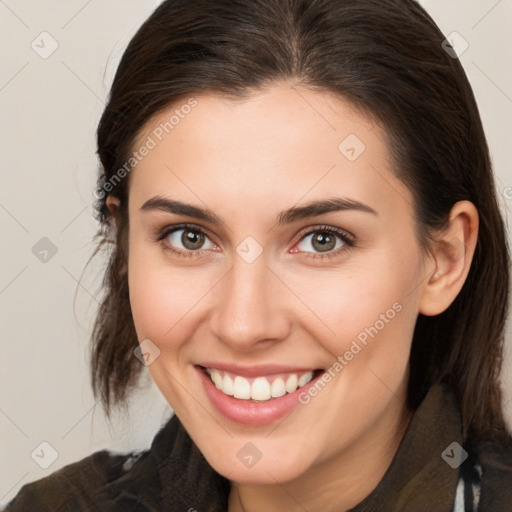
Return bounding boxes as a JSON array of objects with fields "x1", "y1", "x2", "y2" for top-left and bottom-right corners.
[
  {"x1": 284, "y1": 246, "x2": 422, "y2": 367},
  {"x1": 127, "y1": 237, "x2": 217, "y2": 347}
]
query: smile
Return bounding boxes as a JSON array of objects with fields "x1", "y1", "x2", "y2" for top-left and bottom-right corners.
[
  {"x1": 205, "y1": 367, "x2": 320, "y2": 402},
  {"x1": 196, "y1": 363, "x2": 326, "y2": 424}
]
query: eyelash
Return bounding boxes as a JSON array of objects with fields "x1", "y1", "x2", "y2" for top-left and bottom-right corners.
[{"x1": 155, "y1": 223, "x2": 355, "y2": 261}]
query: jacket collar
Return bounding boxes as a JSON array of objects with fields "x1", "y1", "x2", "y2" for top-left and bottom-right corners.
[
  {"x1": 348, "y1": 383, "x2": 462, "y2": 511},
  {"x1": 103, "y1": 384, "x2": 461, "y2": 511},
  {"x1": 102, "y1": 412, "x2": 230, "y2": 511}
]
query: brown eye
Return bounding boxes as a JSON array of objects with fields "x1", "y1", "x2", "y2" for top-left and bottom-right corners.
[
  {"x1": 181, "y1": 229, "x2": 205, "y2": 250},
  {"x1": 295, "y1": 227, "x2": 352, "y2": 257},
  {"x1": 310, "y1": 232, "x2": 337, "y2": 252},
  {"x1": 164, "y1": 227, "x2": 215, "y2": 252}
]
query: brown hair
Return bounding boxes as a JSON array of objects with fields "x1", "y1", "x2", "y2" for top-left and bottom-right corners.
[{"x1": 91, "y1": 0, "x2": 510, "y2": 444}]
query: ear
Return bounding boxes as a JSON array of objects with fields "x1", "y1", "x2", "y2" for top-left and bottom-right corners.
[
  {"x1": 418, "y1": 200, "x2": 479, "y2": 316},
  {"x1": 106, "y1": 195, "x2": 121, "y2": 225}
]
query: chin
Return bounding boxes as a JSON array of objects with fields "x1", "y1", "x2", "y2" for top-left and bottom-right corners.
[{"x1": 204, "y1": 443, "x2": 313, "y2": 485}]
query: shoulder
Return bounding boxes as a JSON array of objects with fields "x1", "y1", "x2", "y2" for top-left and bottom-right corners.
[
  {"x1": 5, "y1": 414, "x2": 230, "y2": 511},
  {"x1": 4, "y1": 448, "x2": 150, "y2": 511},
  {"x1": 472, "y1": 430, "x2": 512, "y2": 509}
]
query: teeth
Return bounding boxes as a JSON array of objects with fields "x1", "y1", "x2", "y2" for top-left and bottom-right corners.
[
  {"x1": 285, "y1": 374, "x2": 298, "y2": 393},
  {"x1": 211, "y1": 369, "x2": 223, "y2": 389},
  {"x1": 271, "y1": 378, "x2": 286, "y2": 398},
  {"x1": 298, "y1": 371, "x2": 313, "y2": 387},
  {"x1": 206, "y1": 368, "x2": 316, "y2": 401},
  {"x1": 250, "y1": 377, "x2": 271, "y2": 400},
  {"x1": 223, "y1": 374, "x2": 234, "y2": 396},
  {"x1": 233, "y1": 376, "x2": 251, "y2": 399}
]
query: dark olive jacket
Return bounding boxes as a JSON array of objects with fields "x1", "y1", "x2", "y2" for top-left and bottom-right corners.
[{"x1": 5, "y1": 384, "x2": 512, "y2": 511}]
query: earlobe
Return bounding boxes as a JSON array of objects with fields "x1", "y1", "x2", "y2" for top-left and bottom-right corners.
[
  {"x1": 106, "y1": 195, "x2": 121, "y2": 226},
  {"x1": 418, "y1": 201, "x2": 479, "y2": 316}
]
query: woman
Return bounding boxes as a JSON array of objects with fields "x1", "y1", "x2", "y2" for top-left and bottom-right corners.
[{"x1": 6, "y1": 0, "x2": 512, "y2": 510}]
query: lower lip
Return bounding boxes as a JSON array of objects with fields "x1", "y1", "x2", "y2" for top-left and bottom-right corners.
[{"x1": 196, "y1": 366, "x2": 324, "y2": 425}]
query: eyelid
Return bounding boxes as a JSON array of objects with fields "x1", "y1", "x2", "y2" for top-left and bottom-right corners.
[
  {"x1": 156, "y1": 222, "x2": 355, "y2": 260},
  {"x1": 294, "y1": 224, "x2": 355, "y2": 245},
  {"x1": 156, "y1": 223, "x2": 216, "y2": 243},
  {"x1": 156, "y1": 223, "x2": 219, "y2": 259},
  {"x1": 291, "y1": 224, "x2": 355, "y2": 260}
]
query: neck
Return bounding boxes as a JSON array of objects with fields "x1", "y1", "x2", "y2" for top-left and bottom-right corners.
[{"x1": 228, "y1": 395, "x2": 412, "y2": 512}]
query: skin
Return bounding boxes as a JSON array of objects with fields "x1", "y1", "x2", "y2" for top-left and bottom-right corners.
[{"x1": 107, "y1": 83, "x2": 478, "y2": 511}]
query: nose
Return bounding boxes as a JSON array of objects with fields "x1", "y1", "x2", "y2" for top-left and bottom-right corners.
[{"x1": 209, "y1": 251, "x2": 291, "y2": 351}]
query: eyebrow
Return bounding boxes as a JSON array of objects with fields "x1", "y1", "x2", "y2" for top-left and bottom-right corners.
[{"x1": 140, "y1": 196, "x2": 378, "y2": 226}]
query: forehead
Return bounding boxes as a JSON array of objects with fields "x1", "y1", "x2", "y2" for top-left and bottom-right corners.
[{"x1": 128, "y1": 84, "x2": 412, "y2": 219}]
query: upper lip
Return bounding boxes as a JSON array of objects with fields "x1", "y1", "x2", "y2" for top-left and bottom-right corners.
[{"x1": 196, "y1": 362, "x2": 321, "y2": 378}]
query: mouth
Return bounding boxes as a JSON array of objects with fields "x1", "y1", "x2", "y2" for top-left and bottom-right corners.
[
  {"x1": 198, "y1": 365, "x2": 324, "y2": 403},
  {"x1": 195, "y1": 363, "x2": 326, "y2": 425}
]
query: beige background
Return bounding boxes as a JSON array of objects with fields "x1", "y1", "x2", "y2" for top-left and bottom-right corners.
[{"x1": 1, "y1": 0, "x2": 511, "y2": 505}]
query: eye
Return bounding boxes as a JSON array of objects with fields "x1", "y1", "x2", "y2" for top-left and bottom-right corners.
[
  {"x1": 158, "y1": 224, "x2": 217, "y2": 257},
  {"x1": 156, "y1": 223, "x2": 354, "y2": 261},
  {"x1": 292, "y1": 226, "x2": 354, "y2": 259}
]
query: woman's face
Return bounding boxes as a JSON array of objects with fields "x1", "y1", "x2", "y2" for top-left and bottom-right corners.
[{"x1": 126, "y1": 84, "x2": 428, "y2": 484}]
